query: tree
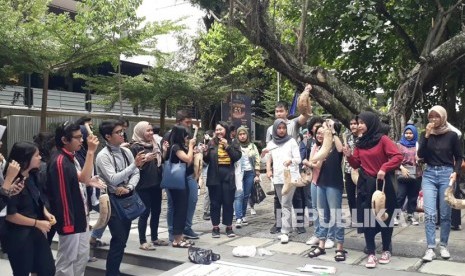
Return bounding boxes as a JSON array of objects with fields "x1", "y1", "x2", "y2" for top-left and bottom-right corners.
[
  {"x1": 190, "y1": 0, "x2": 465, "y2": 138},
  {"x1": 0, "y1": 0, "x2": 178, "y2": 131}
]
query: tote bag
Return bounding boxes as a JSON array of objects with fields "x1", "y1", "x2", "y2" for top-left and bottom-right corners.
[
  {"x1": 160, "y1": 147, "x2": 187, "y2": 190},
  {"x1": 110, "y1": 192, "x2": 146, "y2": 221}
]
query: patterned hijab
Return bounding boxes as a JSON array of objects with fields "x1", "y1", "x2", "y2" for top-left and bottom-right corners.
[
  {"x1": 355, "y1": 111, "x2": 384, "y2": 149},
  {"x1": 428, "y1": 105, "x2": 451, "y2": 135},
  {"x1": 132, "y1": 121, "x2": 162, "y2": 166},
  {"x1": 398, "y1": 124, "x2": 418, "y2": 148}
]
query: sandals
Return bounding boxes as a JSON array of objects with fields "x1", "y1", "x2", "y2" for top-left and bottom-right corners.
[
  {"x1": 334, "y1": 250, "x2": 348, "y2": 262},
  {"x1": 172, "y1": 240, "x2": 192, "y2": 248},
  {"x1": 152, "y1": 239, "x2": 169, "y2": 246},
  {"x1": 308, "y1": 247, "x2": 326, "y2": 258},
  {"x1": 139, "y1": 242, "x2": 156, "y2": 251},
  {"x1": 182, "y1": 238, "x2": 195, "y2": 245}
]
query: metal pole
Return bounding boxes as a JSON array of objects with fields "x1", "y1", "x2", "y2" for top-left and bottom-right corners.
[
  {"x1": 277, "y1": 72, "x2": 280, "y2": 101},
  {"x1": 118, "y1": 60, "x2": 123, "y2": 116}
]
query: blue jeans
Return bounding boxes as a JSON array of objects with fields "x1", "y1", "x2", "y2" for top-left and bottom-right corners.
[
  {"x1": 316, "y1": 185, "x2": 344, "y2": 243},
  {"x1": 91, "y1": 204, "x2": 106, "y2": 239},
  {"x1": 422, "y1": 165, "x2": 453, "y2": 248},
  {"x1": 234, "y1": 170, "x2": 255, "y2": 219},
  {"x1": 311, "y1": 184, "x2": 321, "y2": 237},
  {"x1": 167, "y1": 174, "x2": 198, "y2": 239}
]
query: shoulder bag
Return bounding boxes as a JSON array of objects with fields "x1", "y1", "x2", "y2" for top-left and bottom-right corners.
[{"x1": 160, "y1": 147, "x2": 187, "y2": 190}]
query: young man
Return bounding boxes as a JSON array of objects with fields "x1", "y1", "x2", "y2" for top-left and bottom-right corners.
[
  {"x1": 264, "y1": 85, "x2": 312, "y2": 234},
  {"x1": 163, "y1": 110, "x2": 200, "y2": 240},
  {"x1": 48, "y1": 121, "x2": 105, "y2": 276},
  {"x1": 95, "y1": 119, "x2": 144, "y2": 276}
]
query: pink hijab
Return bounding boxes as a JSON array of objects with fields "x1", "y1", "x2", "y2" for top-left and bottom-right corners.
[{"x1": 428, "y1": 105, "x2": 450, "y2": 135}]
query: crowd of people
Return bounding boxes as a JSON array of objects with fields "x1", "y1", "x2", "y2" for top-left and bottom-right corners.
[{"x1": 0, "y1": 86, "x2": 463, "y2": 274}]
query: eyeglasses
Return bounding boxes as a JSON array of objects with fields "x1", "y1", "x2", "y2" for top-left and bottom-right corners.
[
  {"x1": 112, "y1": 129, "x2": 124, "y2": 136},
  {"x1": 72, "y1": 135, "x2": 83, "y2": 140}
]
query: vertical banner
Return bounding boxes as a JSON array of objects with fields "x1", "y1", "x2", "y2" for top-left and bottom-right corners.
[{"x1": 221, "y1": 92, "x2": 251, "y2": 131}]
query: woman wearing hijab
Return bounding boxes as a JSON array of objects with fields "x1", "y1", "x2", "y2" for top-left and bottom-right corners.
[
  {"x1": 130, "y1": 121, "x2": 167, "y2": 250},
  {"x1": 204, "y1": 121, "x2": 242, "y2": 238},
  {"x1": 343, "y1": 111, "x2": 402, "y2": 269},
  {"x1": 234, "y1": 126, "x2": 260, "y2": 228},
  {"x1": 418, "y1": 105, "x2": 462, "y2": 262},
  {"x1": 395, "y1": 124, "x2": 421, "y2": 226},
  {"x1": 266, "y1": 119, "x2": 301, "y2": 244}
]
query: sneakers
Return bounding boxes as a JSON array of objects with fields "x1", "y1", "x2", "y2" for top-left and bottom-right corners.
[
  {"x1": 422, "y1": 249, "x2": 436, "y2": 262},
  {"x1": 410, "y1": 216, "x2": 419, "y2": 226},
  {"x1": 279, "y1": 233, "x2": 289, "y2": 244},
  {"x1": 235, "y1": 219, "x2": 242, "y2": 229},
  {"x1": 250, "y1": 208, "x2": 257, "y2": 215},
  {"x1": 226, "y1": 227, "x2": 236, "y2": 238},
  {"x1": 306, "y1": 236, "x2": 319, "y2": 246},
  {"x1": 212, "y1": 227, "x2": 220, "y2": 238},
  {"x1": 365, "y1": 254, "x2": 378, "y2": 268},
  {"x1": 242, "y1": 217, "x2": 249, "y2": 226},
  {"x1": 324, "y1": 239, "x2": 335, "y2": 249},
  {"x1": 379, "y1": 251, "x2": 391, "y2": 264},
  {"x1": 183, "y1": 229, "x2": 200, "y2": 239},
  {"x1": 203, "y1": 212, "x2": 211, "y2": 220},
  {"x1": 393, "y1": 217, "x2": 399, "y2": 226},
  {"x1": 296, "y1": 227, "x2": 306, "y2": 234},
  {"x1": 440, "y1": 246, "x2": 450, "y2": 259}
]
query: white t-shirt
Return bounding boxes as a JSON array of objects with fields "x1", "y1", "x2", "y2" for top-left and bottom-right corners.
[{"x1": 267, "y1": 139, "x2": 301, "y2": 184}]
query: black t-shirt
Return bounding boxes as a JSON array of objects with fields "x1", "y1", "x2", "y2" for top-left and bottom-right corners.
[
  {"x1": 317, "y1": 147, "x2": 344, "y2": 190},
  {"x1": 167, "y1": 144, "x2": 194, "y2": 176},
  {"x1": 418, "y1": 131, "x2": 463, "y2": 173}
]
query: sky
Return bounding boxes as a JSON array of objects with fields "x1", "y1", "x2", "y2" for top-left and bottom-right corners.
[{"x1": 123, "y1": 0, "x2": 206, "y2": 65}]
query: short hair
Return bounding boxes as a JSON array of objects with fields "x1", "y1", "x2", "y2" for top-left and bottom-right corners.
[
  {"x1": 275, "y1": 101, "x2": 289, "y2": 111},
  {"x1": 152, "y1": 125, "x2": 161, "y2": 134},
  {"x1": 176, "y1": 110, "x2": 191, "y2": 123},
  {"x1": 117, "y1": 116, "x2": 129, "y2": 126},
  {"x1": 76, "y1": 116, "x2": 92, "y2": 126},
  {"x1": 55, "y1": 121, "x2": 81, "y2": 148},
  {"x1": 307, "y1": 116, "x2": 325, "y2": 135},
  {"x1": 229, "y1": 125, "x2": 236, "y2": 132},
  {"x1": 99, "y1": 119, "x2": 124, "y2": 141},
  {"x1": 217, "y1": 121, "x2": 231, "y2": 141}
]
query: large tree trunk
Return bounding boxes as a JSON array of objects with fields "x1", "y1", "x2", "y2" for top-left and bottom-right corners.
[{"x1": 40, "y1": 71, "x2": 49, "y2": 132}]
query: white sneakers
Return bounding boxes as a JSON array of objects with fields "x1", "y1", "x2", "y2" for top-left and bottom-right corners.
[
  {"x1": 410, "y1": 216, "x2": 419, "y2": 226},
  {"x1": 250, "y1": 208, "x2": 257, "y2": 215},
  {"x1": 306, "y1": 236, "x2": 319, "y2": 246},
  {"x1": 440, "y1": 246, "x2": 450, "y2": 259},
  {"x1": 422, "y1": 249, "x2": 436, "y2": 262},
  {"x1": 235, "y1": 219, "x2": 242, "y2": 229},
  {"x1": 242, "y1": 217, "x2": 249, "y2": 226},
  {"x1": 422, "y1": 246, "x2": 450, "y2": 262},
  {"x1": 279, "y1": 234, "x2": 289, "y2": 244},
  {"x1": 324, "y1": 239, "x2": 335, "y2": 249}
]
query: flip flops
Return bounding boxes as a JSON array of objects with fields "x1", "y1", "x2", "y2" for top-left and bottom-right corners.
[
  {"x1": 172, "y1": 240, "x2": 192, "y2": 248},
  {"x1": 152, "y1": 239, "x2": 169, "y2": 246},
  {"x1": 139, "y1": 242, "x2": 156, "y2": 251}
]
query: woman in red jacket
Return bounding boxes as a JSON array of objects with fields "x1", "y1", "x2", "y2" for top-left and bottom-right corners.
[{"x1": 343, "y1": 111, "x2": 402, "y2": 269}]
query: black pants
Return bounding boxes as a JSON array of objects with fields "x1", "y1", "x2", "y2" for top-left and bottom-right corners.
[
  {"x1": 137, "y1": 186, "x2": 162, "y2": 243},
  {"x1": 168, "y1": 187, "x2": 189, "y2": 235},
  {"x1": 344, "y1": 172, "x2": 357, "y2": 220},
  {"x1": 292, "y1": 187, "x2": 305, "y2": 225},
  {"x1": 364, "y1": 225, "x2": 393, "y2": 254},
  {"x1": 208, "y1": 166, "x2": 235, "y2": 227},
  {"x1": 7, "y1": 228, "x2": 55, "y2": 276},
  {"x1": 396, "y1": 177, "x2": 420, "y2": 214},
  {"x1": 106, "y1": 213, "x2": 132, "y2": 276}
]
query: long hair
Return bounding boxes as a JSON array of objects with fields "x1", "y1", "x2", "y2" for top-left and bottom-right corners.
[
  {"x1": 3, "y1": 141, "x2": 39, "y2": 179},
  {"x1": 168, "y1": 125, "x2": 188, "y2": 152}
]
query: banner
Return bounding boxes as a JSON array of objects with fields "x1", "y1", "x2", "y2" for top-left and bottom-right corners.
[{"x1": 221, "y1": 92, "x2": 252, "y2": 131}]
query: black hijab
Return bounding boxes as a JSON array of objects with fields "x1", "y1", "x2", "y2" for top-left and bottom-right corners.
[{"x1": 355, "y1": 111, "x2": 384, "y2": 149}]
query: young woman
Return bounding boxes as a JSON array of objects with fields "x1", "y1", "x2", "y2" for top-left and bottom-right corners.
[
  {"x1": 307, "y1": 120, "x2": 347, "y2": 261},
  {"x1": 418, "y1": 106, "x2": 462, "y2": 262},
  {"x1": 204, "y1": 122, "x2": 242, "y2": 238},
  {"x1": 234, "y1": 126, "x2": 260, "y2": 228},
  {"x1": 343, "y1": 117, "x2": 358, "y2": 225},
  {"x1": 3, "y1": 142, "x2": 56, "y2": 275},
  {"x1": 266, "y1": 119, "x2": 301, "y2": 244},
  {"x1": 343, "y1": 111, "x2": 402, "y2": 269},
  {"x1": 130, "y1": 121, "x2": 167, "y2": 250},
  {"x1": 166, "y1": 125, "x2": 196, "y2": 248},
  {"x1": 395, "y1": 124, "x2": 421, "y2": 226}
]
